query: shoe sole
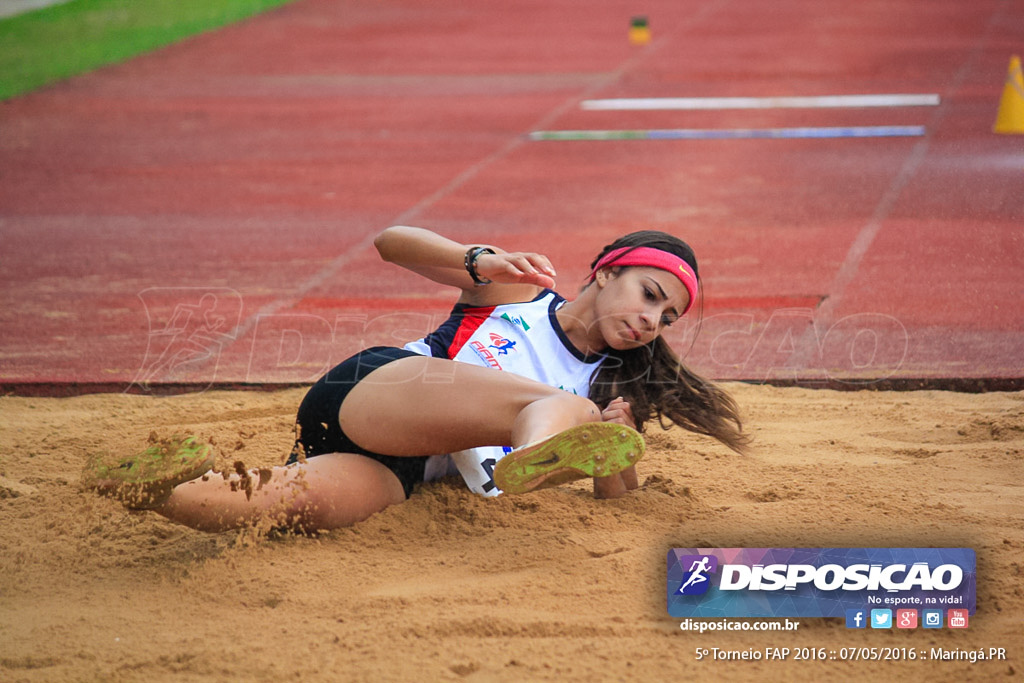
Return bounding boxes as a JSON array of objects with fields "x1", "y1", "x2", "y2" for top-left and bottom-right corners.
[
  {"x1": 493, "y1": 423, "x2": 645, "y2": 494},
  {"x1": 82, "y1": 435, "x2": 214, "y2": 509}
]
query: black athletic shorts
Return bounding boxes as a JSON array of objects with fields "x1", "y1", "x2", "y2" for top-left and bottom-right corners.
[{"x1": 287, "y1": 346, "x2": 429, "y2": 498}]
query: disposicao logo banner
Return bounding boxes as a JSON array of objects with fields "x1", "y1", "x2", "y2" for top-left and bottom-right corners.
[{"x1": 667, "y1": 548, "x2": 975, "y2": 618}]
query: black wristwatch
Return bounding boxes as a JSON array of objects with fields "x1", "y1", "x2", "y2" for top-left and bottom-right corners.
[{"x1": 464, "y1": 246, "x2": 496, "y2": 286}]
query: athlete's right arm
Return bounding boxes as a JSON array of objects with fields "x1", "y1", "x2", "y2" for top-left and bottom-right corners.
[
  {"x1": 374, "y1": 226, "x2": 556, "y2": 304},
  {"x1": 593, "y1": 397, "x2": 639, "y2": 499}
]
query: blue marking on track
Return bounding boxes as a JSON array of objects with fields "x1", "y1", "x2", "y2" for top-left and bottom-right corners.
[{"x1": 528, "y1": 126, "x2": 926, "y2": 141}]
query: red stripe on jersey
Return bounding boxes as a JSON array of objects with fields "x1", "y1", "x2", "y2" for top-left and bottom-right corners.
[{"x1": 448, "y1": 306, "x2": 496, "y2": 358}]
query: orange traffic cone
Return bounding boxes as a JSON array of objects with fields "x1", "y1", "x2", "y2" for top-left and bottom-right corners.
[{"x1": 993, "y1": 55, "x2": 1024, "y2": 134}]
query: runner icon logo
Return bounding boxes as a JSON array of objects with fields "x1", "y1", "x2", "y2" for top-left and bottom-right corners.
[
  {"x1": 489, "y1": 333, "x2": 517, "y2": 355},
  {"x1": 676, "y1": 555, "x2": 719, "y2": 595}
]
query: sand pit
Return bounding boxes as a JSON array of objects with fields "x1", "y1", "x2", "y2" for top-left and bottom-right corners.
[{"x1": 0, "y1": 384, "x2": 1021, "y2": 681}]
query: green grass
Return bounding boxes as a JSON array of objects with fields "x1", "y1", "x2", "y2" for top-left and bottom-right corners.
[{"x1": 0, "y1": 0, "x2": 299, "y2": 100}]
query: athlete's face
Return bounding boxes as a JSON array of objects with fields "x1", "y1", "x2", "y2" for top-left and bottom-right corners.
[{"x1": 592, "y1": 266, "x2": 691, "y2": 350}]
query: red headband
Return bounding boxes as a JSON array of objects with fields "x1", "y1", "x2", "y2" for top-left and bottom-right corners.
[{"x1": 589, "y1": 246, "x2": 699, "y2": 314}]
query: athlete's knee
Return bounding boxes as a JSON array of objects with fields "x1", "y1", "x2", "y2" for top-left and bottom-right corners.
[{"x1": 554, "y1": 392, "x2": 602, "y2": 423}]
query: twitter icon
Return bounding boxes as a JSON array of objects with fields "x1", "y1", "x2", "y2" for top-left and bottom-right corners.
[{"x1": 870, "y1": 609, "x2": 893, "y2": 628}]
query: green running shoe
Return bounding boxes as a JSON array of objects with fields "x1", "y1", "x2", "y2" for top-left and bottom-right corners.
[
  {"x1": 493, "y1": 423, "x2": 645, "y2": 494},
  {"x1": 82, "y1": 435, "x2": 214, "y2": 509}
]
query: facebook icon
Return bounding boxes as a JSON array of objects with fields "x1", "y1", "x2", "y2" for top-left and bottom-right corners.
[{"x1": 845, "y1": 609, "x2": 867, "y2": 629}]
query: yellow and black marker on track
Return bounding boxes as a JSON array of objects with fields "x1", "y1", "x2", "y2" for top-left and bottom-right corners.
[{"x1": 629, "y1": 16, "x2": 650, "y2": 45}]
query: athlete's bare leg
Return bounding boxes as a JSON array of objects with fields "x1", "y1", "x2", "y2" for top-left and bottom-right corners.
[
  {"x1": 152, "y1": 356, "x2": 601, "y2": 532},
  {"x1": 155, "y1": 453, "x2": 406, "y2": 533},
  {"x1": 338, "y1": 355, "x2": 600, "y2": 456}
]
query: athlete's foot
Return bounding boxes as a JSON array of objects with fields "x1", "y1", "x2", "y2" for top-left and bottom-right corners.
[
  {"x1": 493, "y1": 423, "x2": 645, "y2": 494},
  {"x1": 81, "y1": 435, "x2": 214, "y2": 509}
]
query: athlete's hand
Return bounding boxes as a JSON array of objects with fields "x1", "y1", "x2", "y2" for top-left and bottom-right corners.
[
  {"x1": 474, "y1": 252, "x2": 556, "y2": 289},
  {"x1": 594, "y1": 397, "x2": 639, "y2": 498},
  {"x1": 601, "y1": 397, "x2": 635, "y2": 429}
]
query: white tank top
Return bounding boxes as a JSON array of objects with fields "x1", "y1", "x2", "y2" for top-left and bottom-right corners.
[{"x1": 403, "y1": 289, "x2": 605, "y2": 495}]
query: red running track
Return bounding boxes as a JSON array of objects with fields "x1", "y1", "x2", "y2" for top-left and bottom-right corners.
[{"x1": 1, "y1": 0, "x2": 1022, "y2": 394}]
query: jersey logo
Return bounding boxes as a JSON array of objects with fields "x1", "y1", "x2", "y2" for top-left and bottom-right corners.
[
  {"x1": 500, "y1": 312, "x2": 531, "y2": 332},
  {"x1": 470, "y1": 341, "x2": 502, "y2": 369},
  {"x1": 488, "y1": 333, "x2": 517, "y2": 355}
]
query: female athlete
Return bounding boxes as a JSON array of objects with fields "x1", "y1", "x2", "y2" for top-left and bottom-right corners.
[{"x1": 86, "y1": 226, "x2": 747, "y2": 532}]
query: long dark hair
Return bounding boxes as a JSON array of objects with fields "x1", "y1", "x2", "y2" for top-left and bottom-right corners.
[{"x1": 586, "y1": 231, "x2": 750, "y2": 453}]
